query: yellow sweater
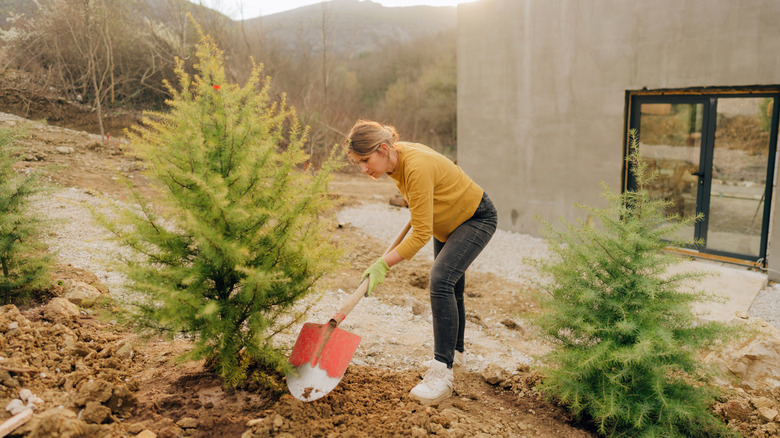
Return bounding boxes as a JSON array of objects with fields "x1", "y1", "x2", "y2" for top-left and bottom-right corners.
[{"x1": 389, "y1": 142, "x2": 484, "y2": 260}]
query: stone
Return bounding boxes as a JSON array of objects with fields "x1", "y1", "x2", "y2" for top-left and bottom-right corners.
[
  {"x1": 18, "y1": 389, "x2": 42, "y2": 405},
  {"x1": 176, "y1": 417, "x2": 199, "y2": 429},
  {"x1": 55, "y1": 146, "x2": 75, "y2": 154},
  {"x1": 481, "y1": 363, "x2": 507, "y2": 385},
  {"x1": 408, "y1": 298, "x2": 426, "y2": 316},
  {"x1": 5, "y1": 399, "x2": 26, "y2": 415},
  {"x1": 757, "y1": 407, "x2": 778, "y2": 422},
  {"x1": 0, "y1": 304, "x2": 23, "y2": 322},
  {"x1": 106, "y1": 384, "x2": 137, "y2": 417},
  {"x1": 136, "y1": 431, "x2": 157, "y2": 438},
  {"x1": 81, "y1": 401, "x2": 112, "y2": 424},
  {"x1": 61, "y1": 279, "x2": 103, "y2": 307},
  {"x1": 17, "y1": 407, "x2": 80, "y2": 435},
  {"x1": 127, "y1": 423, "x2": 145, "y2": 434},
  {"x1": 43, "y1": 298, "x2": 80, "y2": 323},
  {"x1": 246, "y1": 418, "x2": 264, "y2": 427},
  {"x1": 0, "y1": 370, "x2": 19, "y2": 388},
  {"x1": 500, "y1": 319, "x2": 522, "y2": 331},
  {"x1": 116, "y1": 341, "x2": 134, "y2": 360},
  {"x1": 18, "y1": 389, "x2": 33, "y2": 402},
  {"x1": 719, "y1": 399, "x2": 753, "y2": 423},
  {"x1": 75, "y1": 380, "x2": 114, "y2": 406},
  {"x1": 411, "y1": 426, "x2": 427, "y2": 437},
  {"x1": 706, "y1": 322, "x2": 780, "y2": 390},
  {"x1": 439, "y1": 408, "x2": 461, "y2": 425},
  {"x1": 752, "y1": 396, "x2": 776, "y2": 411},
  {"x1": 157, "y1": 425, "x2": 185, "y2": 438}
]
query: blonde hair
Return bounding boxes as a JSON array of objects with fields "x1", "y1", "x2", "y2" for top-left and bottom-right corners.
[{"x1": 344, "y1": 119, "x2": 399, "y2": 156}]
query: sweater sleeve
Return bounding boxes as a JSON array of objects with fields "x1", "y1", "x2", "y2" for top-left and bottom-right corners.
[{"x1": 395, "y1": 166, "x2": 434, "y2": 260}]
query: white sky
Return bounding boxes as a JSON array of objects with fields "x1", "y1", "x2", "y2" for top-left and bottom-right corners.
[{"x1": 189, "y1": 0, "x2": 477, "y2": 19}]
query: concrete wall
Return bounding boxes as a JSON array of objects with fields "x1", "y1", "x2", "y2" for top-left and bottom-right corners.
[{"x1": 457, "y1": 0, "x2": 780, "y2": 239}]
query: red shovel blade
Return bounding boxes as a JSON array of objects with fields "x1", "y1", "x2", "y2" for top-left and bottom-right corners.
[{"x1": 286, "y1": 321, "x2": 361, "y2": 401}]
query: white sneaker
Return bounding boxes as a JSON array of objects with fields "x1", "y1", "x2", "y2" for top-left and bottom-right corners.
[
  {"x1": 410, "y1": 359, "x2": 454, "y2": 404},
  {"x1": 422, "y1": 350, "x2": 465, "y2": 370}
]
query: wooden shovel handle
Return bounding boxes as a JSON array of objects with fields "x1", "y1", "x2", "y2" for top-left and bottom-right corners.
[{"x1": 330, "y1": 220, "x2": 411, "y2": 326}]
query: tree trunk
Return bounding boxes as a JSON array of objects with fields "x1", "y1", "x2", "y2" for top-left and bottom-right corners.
[{"x1": 89, "y1": 49, "x2": 105, "y2": 138}]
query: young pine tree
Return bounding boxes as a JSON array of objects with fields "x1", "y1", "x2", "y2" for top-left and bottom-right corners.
[
  {"x1": 0, "y1": 127, "x2": 52, "y2": 304},
  {"x1": 533, "y1": 131, "x2": 739, "y2": 437},
  {"x1": 104, "y1": 29, "x2": 342, "y2": 385}
]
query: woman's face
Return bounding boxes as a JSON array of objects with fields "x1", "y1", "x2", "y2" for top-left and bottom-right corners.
[{"x1": 349, "y1": 145, "x2": 391, "y2": 180}]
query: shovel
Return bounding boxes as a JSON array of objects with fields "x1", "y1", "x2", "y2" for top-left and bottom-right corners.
[{"x1": 286, "y1": 221, "x2": 412, "y2": 402}]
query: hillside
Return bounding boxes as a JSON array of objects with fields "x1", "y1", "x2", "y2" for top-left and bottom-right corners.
[
  {"x1": 247, "y1": 0, "x2": 457, "y2": 55},
  {"x1": 0, "y1": 0, "x2": 459, "y2": 157},
  {"x1": 0, "y1": 0, "x2": 35, "y2": 26},
  {"x1": 0, "y1": 0, "x2": 455, "y2": 56}
]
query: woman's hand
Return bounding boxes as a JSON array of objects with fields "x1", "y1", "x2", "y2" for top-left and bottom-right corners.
[{"x1": 361, "y1": 257, "x2": 390, "y2": 296}]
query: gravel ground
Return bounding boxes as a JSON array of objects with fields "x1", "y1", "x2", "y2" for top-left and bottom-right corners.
[
  {"x1": 749, "y1": 281, "x2": 780, "y2": 328},
  {"x1": 337, "y1": 202, "x2": 552, "y2": 285},
  {"x1": 33, "y1": 187, "x2": 137, "y2": 304},
  {"x1": 34, "y1": 188, "x2": 780, "y2": 331},
  {"x1": 339, "y1": 202, "x2": 780, "y2": 330}
]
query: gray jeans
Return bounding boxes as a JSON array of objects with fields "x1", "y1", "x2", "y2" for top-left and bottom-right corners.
[{"x1": 431, "y1": 192, "x2": 497, "y2": 368}]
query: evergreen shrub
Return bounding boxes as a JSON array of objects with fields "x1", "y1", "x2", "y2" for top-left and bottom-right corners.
[
  {"x1": 532, "y1": 131, "x2": 739, "y2": 437},
  {"x1": 0, "y1": 127, "x2": 52, "y2": 304},
  {"x1": 102, "y1": 28, "x2": 342, "y2": 385}
]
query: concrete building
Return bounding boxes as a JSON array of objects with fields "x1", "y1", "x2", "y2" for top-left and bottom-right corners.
[{"x1": 457, "y1": 0, "x2": 780, "y2": 276}]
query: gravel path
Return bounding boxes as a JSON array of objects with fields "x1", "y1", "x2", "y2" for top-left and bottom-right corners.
[
  {"x1": 33, "y1": 187, "x2": 137, "y2": 304},
  {"x1": 337, "y1": 202, "x2": 551, "y2": 284},
  {"x1": 749, "y1": 282, "x2": 780, "y2": 328},
  {"x1": 339, "y1": 202, "x2": 780, "y2": 330}
]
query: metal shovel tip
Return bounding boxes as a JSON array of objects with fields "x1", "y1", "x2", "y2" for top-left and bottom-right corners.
[{"x1": 287, "y1": 363, "x2": 343, "y2": 402}]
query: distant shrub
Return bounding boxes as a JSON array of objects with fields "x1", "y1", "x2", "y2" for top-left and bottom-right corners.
[{"x1": 532, "y1": 131, "x2": 740, "y2": 437}]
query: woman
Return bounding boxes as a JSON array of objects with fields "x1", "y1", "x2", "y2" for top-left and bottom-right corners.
[{"x1": 345, "y1": 119, "x2": 498, "y2": 404}]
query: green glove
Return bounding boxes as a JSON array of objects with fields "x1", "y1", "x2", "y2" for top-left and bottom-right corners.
[{"x1": 362, "y1": 257, "x2": 390, "y2": 296}]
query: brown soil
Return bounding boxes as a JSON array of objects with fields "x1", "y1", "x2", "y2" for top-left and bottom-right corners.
[{"x1": 0, "y1": 108, "x2": 778, "y2": 438}]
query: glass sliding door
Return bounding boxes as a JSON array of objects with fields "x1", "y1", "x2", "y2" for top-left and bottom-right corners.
[
  {"x1": 635, "y1": 101, "x2": 705, "y2": 244},
  {"x1": 628, "y1": 92, "x2": 780, "y2": 264},
  {"x1": 706, "y1": 97, "x2": 774, "y2": 256}
]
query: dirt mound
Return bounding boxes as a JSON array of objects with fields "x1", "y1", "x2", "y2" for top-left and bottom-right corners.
[
  {"x1": 0, "y1": 266, "x2": 596, "y2": 438},
  {"x1": 0, "y1": 299, "x2": 135, "y2": 437},
  {"x1": 169, "y1": 365, "x2": 593, "y2": 438}
]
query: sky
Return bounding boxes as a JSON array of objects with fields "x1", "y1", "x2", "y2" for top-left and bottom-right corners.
[{"x1": 189, "y1": 0, "x2": 477, "y2": 20}]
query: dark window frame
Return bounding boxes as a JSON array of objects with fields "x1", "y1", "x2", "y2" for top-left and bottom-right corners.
[{"x1": 624, "y1": 86, "x2": 780, "y2": 266}]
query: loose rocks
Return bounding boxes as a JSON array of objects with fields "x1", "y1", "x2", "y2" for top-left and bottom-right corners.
[
  {"x1": 60, "y1": 279, "x2": 104, "y2": 307},
  {"x1": 43, "y1": 297, "x2": 80, "y2": 324},
  {"x1": 482, "y1": 363, "x2": 508, "y2": 385},
  {"x1": 706, "y1": 320, "x2": 780, "y2": 391}
]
